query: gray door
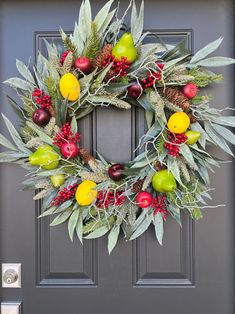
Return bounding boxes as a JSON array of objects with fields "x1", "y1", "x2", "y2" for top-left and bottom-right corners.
[{"x1": 0, "y1": 0, "x2": 234, "y2": 313}]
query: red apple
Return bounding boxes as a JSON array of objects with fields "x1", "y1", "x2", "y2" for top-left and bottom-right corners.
[
  {"x1": 32, "y1": 108, "x2": 51, "y2": 126},
  {"x1": 61, "y1": 142, "x2": 79, "y2": 159},
  {"x1": 128, "y1": 83, "x2": 142, "y2": 99},
  {"x1": 182, "y1": 83, "x2": 198, "y2": 99},
  {"x1": 74, "y1": 57, "x2": 91, "y2": 74},
  {"x1": 136, "y1": 191, "x2": 153, "y2": 208},
  {"x1": 108, "y1": 163, "x2": 124, "y2": 181}
]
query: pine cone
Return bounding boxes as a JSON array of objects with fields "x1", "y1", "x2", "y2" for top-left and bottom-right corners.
[
  {"x1": 92, "y1": 44, "x2": 112, "y2": 70},
  {"x1": 159, "y1": 87, "x2": 191, "y2": 111},
  {"x1": 188, "y1": 112, "x2": 197, "y2": 123},
  {"x1": 132, "y1": 179, "x2": 145, "y2": 193},
  {"x1": 78, "y1": 147, "x2": 95, "y2": 164}
]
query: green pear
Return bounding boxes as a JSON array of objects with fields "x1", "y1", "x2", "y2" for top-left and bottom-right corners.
[
  {"x1": 50, "y1": 174, "x2": 65, "y2": 188},
  {"x1": 112, "y1": 33, "x2": 137, "y2": 63},
  {"x1": 29, "y1": 144, "x2": 59, "y2": 170},
  {"x1": 152, "y1": 169, "x2": 177, "y2": 193},
  {"x1": 185, "y1": 130, "x2": 201, "y2": 145}
]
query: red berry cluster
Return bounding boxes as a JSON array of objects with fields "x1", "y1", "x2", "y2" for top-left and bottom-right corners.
[
  {"x1": 60, "y1": 50, "x2": 72, "y2": 65},
  {"x1": 51, "y1": 183, "x2": 78, "y2": 207},
  {"x1": 103, "y1": 54, "x2": 131, "y2": 78},
  {"x1": 53, "y1": 123, "x2": 81, "y2": 148},
  {"x1": 164, "y1": 131, "x2": 188, "y2": 157},
  {"x1": 151, "y1": 195, "x2": 167, "y2": 220},
  {"x1": 142, "y1": 62, "x2": 164, "y2": 89},
  {"x1": 96, "y1": 190, "x2": 126, "y2": 209},
  {"x1": 32, "y1": 88, "x2": 52, "y2": 110}
]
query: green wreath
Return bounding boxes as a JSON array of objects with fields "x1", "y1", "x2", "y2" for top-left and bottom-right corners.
[{"x1": 2, "y1": 0, "x2": 235, "y2": 253}]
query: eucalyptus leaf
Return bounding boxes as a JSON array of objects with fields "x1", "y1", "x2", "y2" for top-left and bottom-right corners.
[
  {"x1": 85, "y1": 225, "x2": 110, "y2": 239},
  {"x1": 129, "y1": 214, "x2": 152, "y2": 240},
  {"x1": 168, "y1": 204, "x2": 182, "y2": 227},
  {"x1": 94, "y1": 0, "x2": 114, "y2": 31},
  {"x1": 3, "y1": 77, "x2": 33, "y2": 91},
  {"x1": 16, "y1": 59, "x2": 35, "y2": 84},
  {"x1": 6, "y1": 95, "x2": 27, "y2": 121},
  {"x1": 212, "y1": 116, "x2": 235, "y2": 127},
  {"x1": 108, "y1": 225, "x2": 120, "y2": 254},
  {"x1": 2, "y1": 114, "x2": 30, "y2": 153},
  {"x1": 68, "y1": 210, "x2": 79, "y2": 241},
  {"x1": 204, "y1": 121, "x2": 234, "y2": 156},
  {"x1": 179, "y1": 144, "x2": 198, "y2": 169},
  {"x1": 76, "y1": 216, "x2": 83, "y2": 244},
  {"x1": 70, "y1": 116, "x2": 78, "y2": 134},
  {"x1": 50, "y1": 210, "x2": 72, "y2": 226},
  {"x1": 195, "y1": 56, "x2": 235, "y2": 67},
  {"x1": 38, "y1": 206, "x2": 57, "y2": 218},
  {"x1": 131, "y1": 0, "x2": 144, "y2": 44},
  {"x1": 211, "y1": 123, "x2": 235, "y2": 145},
  {"x1": 153, "y1": 212, "x2": 164, "y2": 245},
  {"x1": 0, "y1": 133, "x2": 17, "y2": 151},
  {"x1": 145, "y1": 110, "x2": 154, "y2": 129},
  {"x1": 26, "y1": 121, "x2": 53, "y2": 145},
  {"x1": 190, "y1": 37, "x2": 223, "y2": 64}
]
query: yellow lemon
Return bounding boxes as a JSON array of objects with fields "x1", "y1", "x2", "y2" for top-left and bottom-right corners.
[
  {"x1": 75, "y1": 180, "x2": 98, "y2": 206},
  {"x1": 59, "y1": 73, "x2": 80, "y2": 102},
  {"x1": 167, "y1": 112, "x2": 190, "y2": 134}
]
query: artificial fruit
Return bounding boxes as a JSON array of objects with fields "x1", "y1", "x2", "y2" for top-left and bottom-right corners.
[
  {"x1": 152, "y1": 169, "x2": 177, "y2": 192},
  {"x1": 75, "y1": 180, "x2": 98, "y2": 206},
  {"x1": 136, "y1": 191, "x2": 153, "y2": 208},
  {"x1": 112, "y1": 33, "x2": 137, "y2": 63},
  {"x1": 50, "y1": 174, "x2": 65, "y2": 187},
  {"x1": 185, "y1": 130, "x2": 201, "y2": 145},
  {"x1": 32, "y1": 108, "x2": 51, "y2": 126},
  {"x1": 167, "y1": 112, "x2": 190, "y2": 134},
  {"x1": 108, "y1": 163, "x2": 124, "y2": 181},
  {"x1": 59, "y1": 73, "x2": 80, "y2": 101},
  {"x1": 29, "y1": 144, "x2": 59, "y2": 170}
]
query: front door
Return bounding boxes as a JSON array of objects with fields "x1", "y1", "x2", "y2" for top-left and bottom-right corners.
[{"x1": 0, "y1": 0, "x2": 234, "y2": 313}]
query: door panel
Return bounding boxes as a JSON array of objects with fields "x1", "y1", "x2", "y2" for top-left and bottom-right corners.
[{"x1": 0, "y1": 0, "x2": 234, "y2": 313}]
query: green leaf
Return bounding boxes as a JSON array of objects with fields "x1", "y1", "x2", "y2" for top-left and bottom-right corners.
[
  {"x1": 3, "y1": 77, "x2": 33, "y2": 91},
  {"x1": 108, "y1": 225, "x2": 120, "y2": 254},
  {"x1": 26, "y1": 121, "x2": 53, "y2": 145},
  {"x1": 145, "y1": 110, "x2": 154, "y2": 129},
  {"x1": 70, "y1": 116, "x2": 78, "y2": 134},
  {"x1": 190, "y1": 37, "x2": 223, "y2": 64},
  {"x1": 179, "y1": 144, "x2": 198, "y2": 169},
  {"x1": 68, "y1": 210, "x2": 79, "y2": 241},
  {"x1": 0, "y1": 133, "x2": 17, "y2": 151},
  {"x1": 76, "y1": 216, "x2": 83, "y2": 244},
  {"x1": 38, "y1": 206, "x2": 57, "y2": 218},
  {"x1": 85, "y1": 225, "x2": 110, "y2": 239},
  {"x1": 2, "y1": 114, "x2": 30, "y2": 153},
  {"x1": 129, "y1": 214, "x2": 152, "y2": 240},
  {"x1": 50, "y1": 210, "x2": 72, "y2": 226},
  {"x1": 212, "y1": 116, "x2": 235, "y2": 128},
  {"x1": 6, "y1": 95, "x2": 27, "y2": 121},
  {"x1": 211, "y1": 123, "x2": 235, "y2": 145},
  {"x1": 153, "y1": 212, "x2": 164, "y2": 245},
  {"x1": 190, "y1": 122, "x2": 207, "y2": 149},
  {"x1": 192, "y1": 207, "x2": 203, "y2": 220},
  {"x1": 167, "y1": 157, "x2": 184, "y2": 186},
  {"x1": 195, "y1": 56, "x2": 235, "y2": 67},
  {"x1": 164, "y1": 54, "x2": 190, "y2": 71},
  {"x1": 16, "y1": 59, "x2": 35, "y2": 84},
  {"x1": 204, "y1": 121, "x2": 234, "y2": 156},
  {"x1": 131, "y1": 0, "x2": 144, "y2": 44},
  {"x1": 94, "y1": 0, "x2": 114, "y2": 32},
  {"x1": 168, "y1": 204, "x2": 182, "y2": 227}
]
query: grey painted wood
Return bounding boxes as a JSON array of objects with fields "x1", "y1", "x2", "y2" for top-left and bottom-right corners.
[{"x1": 0, "y1": 0, "x2": 234, "y2": 313}]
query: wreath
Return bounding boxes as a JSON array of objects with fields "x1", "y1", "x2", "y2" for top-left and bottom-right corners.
[{"x1": 2, "y1": 0, "x2": 235, "y2": 253}]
